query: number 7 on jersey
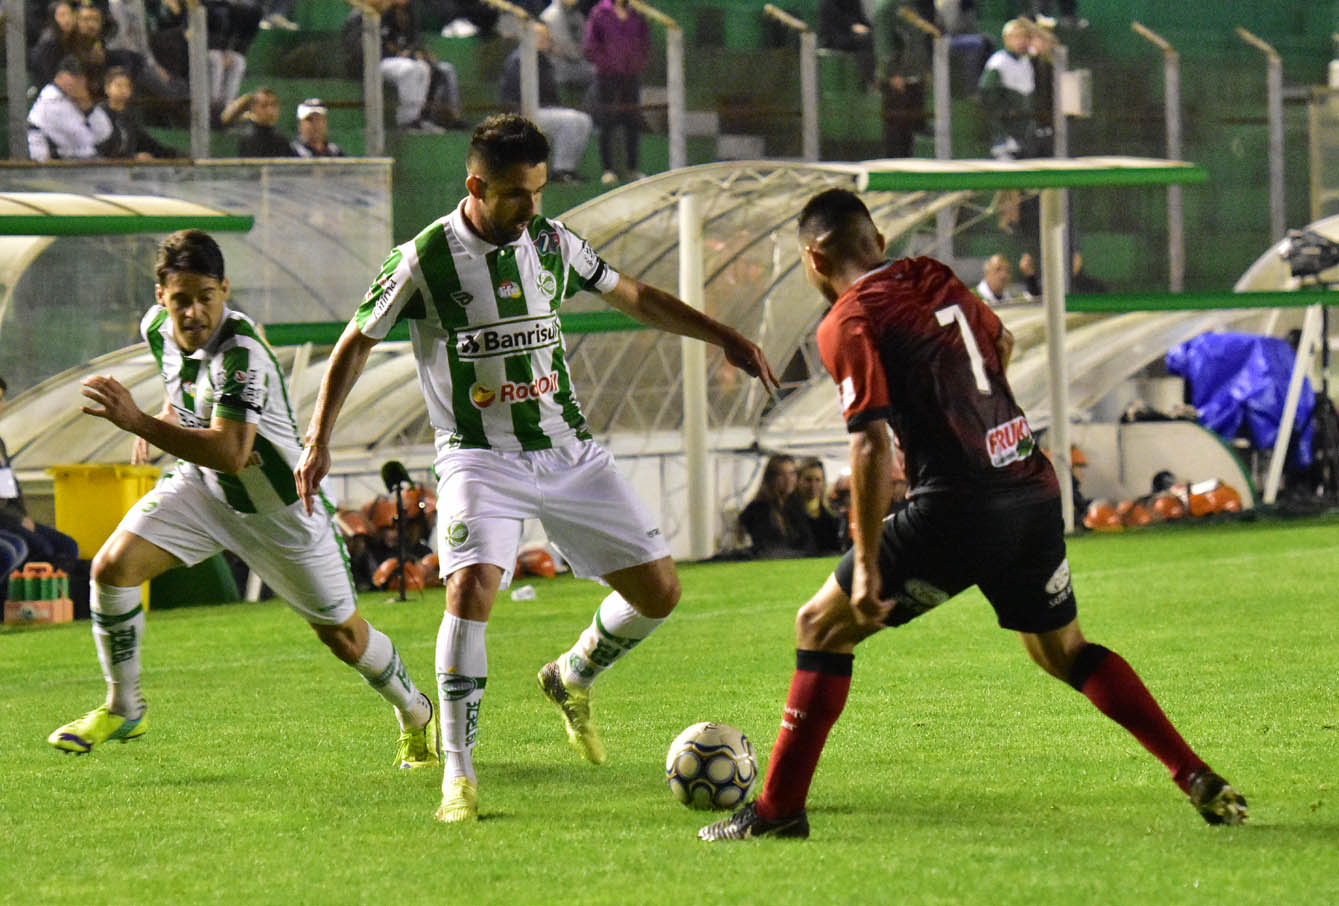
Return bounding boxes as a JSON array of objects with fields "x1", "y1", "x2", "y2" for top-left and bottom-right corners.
[{"x1": 935, "y1": 304, "x2": 992, "y2": 395}]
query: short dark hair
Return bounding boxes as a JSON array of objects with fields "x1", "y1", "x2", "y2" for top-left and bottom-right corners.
[
  {"x1": 55, "y1": 54, "x2": 84, "y2": 77},
  {"x1": 104, "y1": 65, "x2": 132, "y2": 86},
  {"x1": 0, "y1": 375, "x2": 8, "y2": 397},
  {"x1": 467, "y1": 114, "x2": 550, "y2": 176},
  {"x1": 798, "y1": 188, "x2": 878, "y2": 257},
  {"x1": 155, "y1": 230, "x2": 225, "y2": 284}
]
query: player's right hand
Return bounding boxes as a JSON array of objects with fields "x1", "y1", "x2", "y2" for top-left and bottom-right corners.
[
  {"x1": 293, "y1": 443, "x2": 330, "y2": 516},
  {"x1": 848, "y1": 567, "x2": 894, "y2": 631}
]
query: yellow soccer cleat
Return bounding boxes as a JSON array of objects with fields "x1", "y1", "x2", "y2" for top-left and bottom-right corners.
[
  {"x1": 434, "y1": 777, "x2": 479, "y2": 823},
  {"x1": 48, "y1": 706, "x2": 148, "y2": 755},
  {"x1": 395, "y1": 698, "x2": 441, "y2": 770},
  {"x1": 536, "y1": 661, "x2": 605, "y2": 765}
]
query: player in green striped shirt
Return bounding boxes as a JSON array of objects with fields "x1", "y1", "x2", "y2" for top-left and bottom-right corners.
[
  {"x1": 49, "y1": 230, "x2": 439, "y2": 772},
  {"x1": 296, "y1": 114, "x2": 780, "y2": 823}
]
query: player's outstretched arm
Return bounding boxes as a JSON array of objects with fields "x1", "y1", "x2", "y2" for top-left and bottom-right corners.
[
  {"x1": 295, "y1": 320, "x2": 380, "y2": 514},
  {"x1": 600, "y1": 276, "x2": 780, "y2": 394},
  {"x1": 82, "y1": 375, "x2": 257, "y2": 473},
  {"x1": 847, "y1": 420, "x2": 896, "y2": 630},
  {"x1": 130, "y1": 393, "x2": 178, "y2": 464}
]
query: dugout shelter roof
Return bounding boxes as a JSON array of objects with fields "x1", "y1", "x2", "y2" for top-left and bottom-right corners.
[{"x1": 4, "y1": 157, "x2": 1310, "y2": 477}]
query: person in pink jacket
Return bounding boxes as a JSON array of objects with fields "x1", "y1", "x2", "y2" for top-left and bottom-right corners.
[{"x1": 583, "y1": 0, "x2": 648, "y2": 186}]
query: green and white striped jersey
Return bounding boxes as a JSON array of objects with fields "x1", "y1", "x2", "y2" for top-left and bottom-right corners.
[
  {"x1": 354, "y1": 201, "x2": 621, "y2": 452},
  {"x1": 142, "y1": 305, "x2": 303, "y2": 515}
]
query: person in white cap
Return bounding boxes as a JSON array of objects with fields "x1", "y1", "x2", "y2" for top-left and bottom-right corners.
[{"x1": 292, "y1": 98, "x2": 345, "y2": 158}]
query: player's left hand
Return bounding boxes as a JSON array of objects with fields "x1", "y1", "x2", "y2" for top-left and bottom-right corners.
[
  {"x1": 81, "y1": 375, "x2": 145, "y2": 433},
  {"x1": 720, "y1": 330, "x2": 781, "y2": 397}
]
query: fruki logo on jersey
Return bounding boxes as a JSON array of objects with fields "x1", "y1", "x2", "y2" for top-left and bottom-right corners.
[
  {"x1": 985, "y1": 414, "x2": 1035, "y2": 467},
  {"x1": 496, "y1": 280, "x2": 523, "y2": 299},
  {"x1": 469, "y1": 372, "x2": 561, "y2": 409}
]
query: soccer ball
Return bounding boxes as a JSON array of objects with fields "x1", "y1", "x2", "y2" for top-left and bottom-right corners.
[{"x1": 664, "y1": 722, "x2": 757, "y2": 810}]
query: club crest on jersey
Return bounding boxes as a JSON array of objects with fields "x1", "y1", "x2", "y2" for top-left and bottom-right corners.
[
  {"x1": 986, "y1": 415, "x2": 1035, "y2": 467},
  {"x1": 535, "y1": 269, "x2": 558, "y2": 302},
  {"x1": 497, "y1": 280, "x2": 522, "y2": 299}
]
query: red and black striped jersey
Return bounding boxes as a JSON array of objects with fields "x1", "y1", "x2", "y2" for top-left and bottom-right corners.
[{"x1": 816, "y1": 256, "x2": 1058, "y2": 504}]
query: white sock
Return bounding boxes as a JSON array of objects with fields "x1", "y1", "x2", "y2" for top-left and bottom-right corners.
[
  {"x1": 91, "y1": 582, "x2": 146, "y2": 719},
  {"x1": 353, "y1": 624, "x2": 431, "y2": 730},
  {"x1": 560, "y1": 592, "x2": 665, "y2": 689},
  {"x1": 436, "y1": 613, "x2": 487, "y2": 786}
]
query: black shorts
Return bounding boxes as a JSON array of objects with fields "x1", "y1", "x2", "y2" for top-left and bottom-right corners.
[{"x1": 833, "y1": 493, "x2": 1076, "y2": 633}]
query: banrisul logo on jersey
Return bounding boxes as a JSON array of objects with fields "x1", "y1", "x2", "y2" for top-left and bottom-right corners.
[
  {"x1": 455, "y1": 315, "x2": 560, "y2": 360},
  {"x1": 469, "y1": 372, "x2": 561, "y2": 409},
  {"x1": 985, "y1": 414, "x2": 1035, "y2": 467}
]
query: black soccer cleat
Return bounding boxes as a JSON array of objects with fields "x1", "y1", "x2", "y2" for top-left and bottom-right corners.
[
  {"x1": 1187, "y1": 769, "x2": 1249, "y2": 826},
  {"x1": 697, "y1": 801, "x2": 810, "y2": 841}
]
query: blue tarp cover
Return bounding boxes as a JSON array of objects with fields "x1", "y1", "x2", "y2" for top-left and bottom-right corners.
[{"x1": 1166, "y1": 332, "x2": 1313, "y2": 469}]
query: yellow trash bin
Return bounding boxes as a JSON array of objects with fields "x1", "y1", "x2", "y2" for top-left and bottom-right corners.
[{"x1": 46, "y1": 464, "x2": 161, "y2": 559}]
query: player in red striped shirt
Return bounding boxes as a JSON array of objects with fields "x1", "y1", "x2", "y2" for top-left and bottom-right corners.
[{"x1": 700, "y1": 188, "x2": 1246, "y2": 841}]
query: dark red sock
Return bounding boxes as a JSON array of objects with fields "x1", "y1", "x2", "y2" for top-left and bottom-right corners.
[
  {"x1": 755, "y1": 649, "x2": 853, "y2": 820},
  {"x1": 1068, "y1": 644, "x2": 1208, "y2": 792}
]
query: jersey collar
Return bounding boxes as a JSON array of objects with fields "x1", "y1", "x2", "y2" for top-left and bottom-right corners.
[{"x1": 448, "y1": 199, "x2": 529, "y2": 259}]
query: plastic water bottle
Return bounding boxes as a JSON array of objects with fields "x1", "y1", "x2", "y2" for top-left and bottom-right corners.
[{"x1": 7, "y1": 571, "x2": 22, "y2": 601}]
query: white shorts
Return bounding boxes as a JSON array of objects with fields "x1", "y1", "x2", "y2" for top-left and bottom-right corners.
[
  {"x1": 435, "y1": 440, "x2": 670, "y2": 588},
  {"x1": 117, "y1": 467, "x2": 356, "y2": 625}
]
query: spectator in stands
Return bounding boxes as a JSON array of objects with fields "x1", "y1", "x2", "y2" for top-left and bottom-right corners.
[
  {"x1": 219, "y1": 87, "x2": 297, "y2": 156},
  {"x1": 0, "y1": 376, "x2": 79, "y2": 572},
  {"x1": 28, "y1": 0, "x2": 78, "y2": 89},
  {"x1": 975, "y1": 252, "x2": 1015, "y2": 305},
  {"x1": 32, "y1": 0, "x2": 114, "y2": 93},
  {"x1": 978, "y1": 18, "x2": 1038, "y2": 160},
  {"x1": 817, "y1": 0, "x2": 875, "y2": 88},
  {"x1": 106, "y1": 0, "x2": 189, "y2": 105},
  {"x1": 583, "y1": 0, "x2": 648, "y2": 186},
  {"x1": 290, "y1": 97, "x2": 345, "y2": 157},
  {"x1": 1026, "y1": 20, "x2": 1056, "y2": 158},
  {"x1": 1018, "y1": 249, "x2": 1109, "y2": 297},
  {"x1": 95, "y1": 65, "x2": 183, "y2": 158},
  {"x1": 738, "y1": 454, "x2": 814, "y2": 559},
  {"x1": 500, "y1": 25, "x2": 592, "y2": 183},
  {"x1": 27, "y1": 54, "x2": 113, "y2": 160},
  {"x1": 540, "y1": 0, "x2": 595, "y2": 104},
  {"x1": 872, "y1": 0, "x2": 931, "y2": 158},
  {"x1": 204, "y1": 0, "x2": 263, "y2": 111},
  {"x1": 795, "y1": 458, "x2": 844, "y2": 555},
  {"x1": 342, "y1": 0, "x2": 463, "y2": 133},
  {"x1": 827, "y1": 471, "x2": 852, "y2": 551}
]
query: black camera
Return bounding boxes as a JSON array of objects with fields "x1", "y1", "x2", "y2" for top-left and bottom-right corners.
[{"x1": 1280, "y1": 228, "x2": 1339, "y2": 279}]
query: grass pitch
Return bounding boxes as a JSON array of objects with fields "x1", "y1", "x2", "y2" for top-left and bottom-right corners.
[{"x1": 3, "y1": 515, "x2": 1338, "y2": 906}]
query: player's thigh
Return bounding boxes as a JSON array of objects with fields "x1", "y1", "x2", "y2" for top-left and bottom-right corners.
[
  {"x1": 832, "y1": 497, "x2": 975, "y2": 628},
  {"x1": 104, "y1": 470, "x2": 222, "y2": 583},
  {"x1": 533, "y1": 441, "x2": 669, "y2": 581},
  {"x1": 230, "y1": 502, "x2": 357, "y2": 626},
  {"x1": 976, "y1": 497, "x2": 1077, "y2": 634},
  {"x1": 435, "y1": 449, "x2": 534, "y2": 589}
]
